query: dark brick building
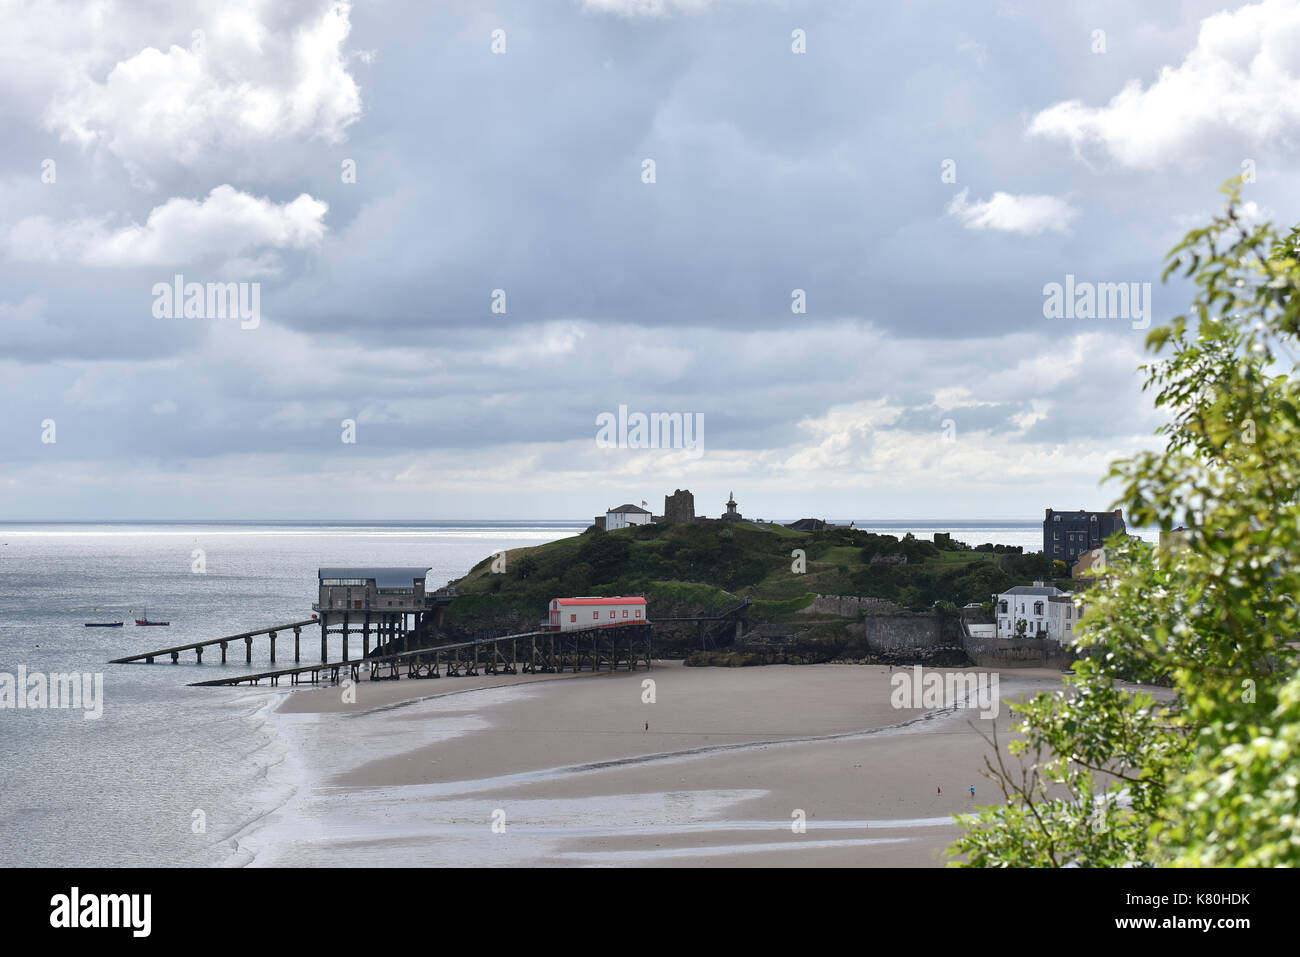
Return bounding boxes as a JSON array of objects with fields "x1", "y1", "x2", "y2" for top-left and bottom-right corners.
[{"x1": 1043, "y1": 508, "x2": 1126, "y2": 563}]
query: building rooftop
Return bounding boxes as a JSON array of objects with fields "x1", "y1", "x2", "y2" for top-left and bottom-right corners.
[
  {"x1": 1000, "y1": 584, "x2": 1068, "y2": 597},
  {"x1": 318, "y1": 567, "x2": 431, "y2": 589},
  {"x1": 608, "y1": 504, "x2": 651, "y2": 514},
  {"x1": 553, "y1": 596, "x2": 647, "y2": 606}
]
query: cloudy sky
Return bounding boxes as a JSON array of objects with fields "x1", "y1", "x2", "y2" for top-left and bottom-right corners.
[{"x1": 3, "y1": 0, "x2": 1298, "y2": 521}]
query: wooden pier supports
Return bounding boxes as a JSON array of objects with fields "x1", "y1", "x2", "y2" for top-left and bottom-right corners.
[
  {"x1": 188, "y1": 625, "x2": 652, "y2": 688},
  {"x1": 245, "y1": 635, "x2": 253, "y2": 664},
  {"x1": 220, "y1": 641, "x2": 227, "y2": 664},
  {"x1": 293, "y1": 626, "x2": 301, "y2": 663},
  {"x1": 269, "y1": 631, "x2": 276, "y2": 664}
]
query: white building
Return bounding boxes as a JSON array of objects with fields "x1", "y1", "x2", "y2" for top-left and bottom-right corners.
[
  {"x1": 605, "y1": 503, "x2": 653, "y2": 529},
  {"x1": 993, "y1": 582, "x2": 1086, "y2": 645}
]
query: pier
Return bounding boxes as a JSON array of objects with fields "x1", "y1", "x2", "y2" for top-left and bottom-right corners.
[
  {"x1": 187, "y1": 624, "x2": 653, "y2": 687},
  {"x1": 109, "y1": 620, "x2": 319, "y2": 666},
  {"x1": 110, "y1": 570, "x2": 459, "y2": 667}
]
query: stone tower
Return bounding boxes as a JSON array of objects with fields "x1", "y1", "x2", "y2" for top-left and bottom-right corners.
[
  {"x1": 720, "y1": 491, "x2": 743, "y2": 521},
  {"x1": 664, "y1": 489, "x2": 695, "y2": 523}
]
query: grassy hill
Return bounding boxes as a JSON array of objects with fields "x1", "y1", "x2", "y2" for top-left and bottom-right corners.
[{"x1": 443, "y1": 520, "x2": 1061, "y2": 632}]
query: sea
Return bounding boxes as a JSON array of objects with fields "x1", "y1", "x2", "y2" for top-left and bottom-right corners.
[{"x1": 0, "y1": 519, "x2": 1151, "y2": 866}]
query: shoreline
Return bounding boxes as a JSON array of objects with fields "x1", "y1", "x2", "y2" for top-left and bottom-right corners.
[{"x1": 230, "y1": 661, "x2": 1069, "y2": 867}]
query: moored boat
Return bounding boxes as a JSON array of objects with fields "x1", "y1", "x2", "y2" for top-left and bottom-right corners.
[{"x1": 84, "y1": 621, "x2": 124, "y2": 627}]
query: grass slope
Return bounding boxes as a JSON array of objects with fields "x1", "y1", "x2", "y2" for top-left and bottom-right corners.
[{"x1": 445, "y1": 521, "x2": 1059, "y2": 628}]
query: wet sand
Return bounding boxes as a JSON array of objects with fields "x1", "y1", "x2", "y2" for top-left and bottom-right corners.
[{"x1": 235, "y1": 662, "x2": 1067, "y2": 867}]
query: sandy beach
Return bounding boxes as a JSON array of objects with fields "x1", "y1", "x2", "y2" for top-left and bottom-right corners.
[{"x1": 232, "y1": 662, "x2": 1070, "y2": 867}]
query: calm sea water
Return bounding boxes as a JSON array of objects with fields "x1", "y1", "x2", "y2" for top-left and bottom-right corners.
[{"x1": 0, "y1": 519, "x2": 1149, "y2": 866}]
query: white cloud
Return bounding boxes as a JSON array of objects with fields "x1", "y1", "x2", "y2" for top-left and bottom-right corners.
[
  {"x1": 42, "y1": 0, "x2": 362, "y2": 183},
  {"x1": 958, "y1": 39, "x2": 988, "y2": 69},
  {"x1": 7, "y1": 185, "x2": 328, "y2": 267},
  {"x1": 946, "y1": 188, "x2": 1078, "y2": 235},
  {"x1": 1028, "y1": 0, "x2": 1300, "y2": 168},
  {"x1": 481, "y1": 322, "x2": 588, "y2": 367},
  {"x1": 580, "y1": 0, "x2": 742, "y2": 16}
]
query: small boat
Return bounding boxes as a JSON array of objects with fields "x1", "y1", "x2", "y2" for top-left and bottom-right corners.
[
  {"x1": 84, "y1": 621, "x2": 123, "y2": 627},
  {"x1": 134, "y1": 609, "x2": 170, "y2": 626}
]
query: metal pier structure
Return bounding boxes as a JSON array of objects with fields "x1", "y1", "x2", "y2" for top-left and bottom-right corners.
[
  {"x1": 185, "y1": 624, "x2": 653, "y2": 687},
  {"x1": 109, "y1": 586, "x2": 459, "y2": 667},
  {"x1": 108, "y1": 619, "x2": 319, "y2": 666}
]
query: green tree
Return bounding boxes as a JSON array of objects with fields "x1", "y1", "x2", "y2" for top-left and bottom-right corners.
[{"x1": 951, "y1": 182, "x2": 1300, "y2": 867}]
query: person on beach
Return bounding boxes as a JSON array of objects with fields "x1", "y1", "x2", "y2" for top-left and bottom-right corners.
[
  {"x1": 645, "y1": 721, "x2": 649, "y2": 731},
  {"x1": 937, "y1": 786, "x2": 941, "y2": 794},
  {"x1": 970, "y1": 785, "x2": 975, "y2": 797}
]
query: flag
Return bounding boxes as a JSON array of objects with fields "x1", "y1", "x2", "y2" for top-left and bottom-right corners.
[{"x1": 641, "y1": 500, "x2": 647, "y2": 506}]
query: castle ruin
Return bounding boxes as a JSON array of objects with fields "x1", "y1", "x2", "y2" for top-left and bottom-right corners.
[{"x1": 663, "y1": 489, "x2": 695, "y2": 523}]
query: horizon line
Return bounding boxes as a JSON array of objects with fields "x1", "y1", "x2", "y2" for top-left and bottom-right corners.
[{"x1": 0, "y1": 517, "x2": 1081, "y2": 525}]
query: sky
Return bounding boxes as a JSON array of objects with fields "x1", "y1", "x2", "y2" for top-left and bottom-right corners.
[{"x1": 3, "y1": 0, "x2": 1299, "y2": 521}]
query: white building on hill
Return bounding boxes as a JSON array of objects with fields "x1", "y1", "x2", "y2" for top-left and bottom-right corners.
[
  {"x1": 606, "y1": 503, "x2": 653, "y2": 529},
  {"x1": 994, "y1": 582, "x2": 1086, "y2": 644}
]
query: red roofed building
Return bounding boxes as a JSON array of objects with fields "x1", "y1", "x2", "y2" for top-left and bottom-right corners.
[{"x1": 547, "y1": 596, "x2": 647, "y2": 631}]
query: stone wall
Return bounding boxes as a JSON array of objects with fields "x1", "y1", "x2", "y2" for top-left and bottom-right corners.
[
  {"x1": 960, "y1": 632, "x2": 1073, "y2": 669},
  {"x1": 798, "y1": 594, "x2": 905, "y2": 617},
  {"x1": 862, "y1": 614, "x2": 945, "y2": 654}
]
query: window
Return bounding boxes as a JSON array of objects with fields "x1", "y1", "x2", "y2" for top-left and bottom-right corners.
[
  {"x1": 1053, "y1": 516, "x2": 1061, "y2": 522},
  {"x1": 610, "y1": 611, "x2": 615, "y2": 618},
  {"x1": 1066, "y1": 623, "x2": 1072, "y2": 632},
  {"x1": 593, "y1": 611, "x2": 599, "y2": 620},
  {"x1": 1065, "y1": 606, "x2": 1072, "y2": 619},
  {"x1": 622, "y1": 610, "x2": 628, "y2": 618},
  {"x1": 570, "y1": 614, "x2": 576, "y2": 623},
  {"x1": 1034, "y1": 601, "x2": 1043, "y2": 616},
  {"x1": 999, "y1": 601, "x2": 1007, "y2": 613},
  {"x1": 635, "y1": 609, "x2": 641, "y2": 618}
]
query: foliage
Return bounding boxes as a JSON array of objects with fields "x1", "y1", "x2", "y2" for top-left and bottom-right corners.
[
  {"x1": 952, "y1": 182, "x2": 1300, "y2": 867},
  {"x1": 451, "y1": 516, "x2": 1063, "y2": 626}
]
